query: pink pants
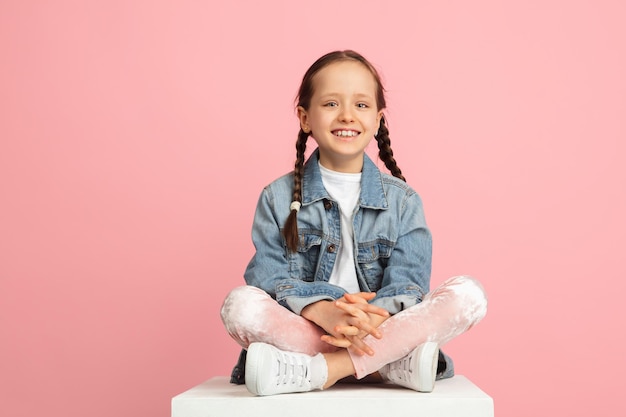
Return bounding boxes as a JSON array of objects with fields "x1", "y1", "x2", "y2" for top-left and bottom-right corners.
[{"x1": 220, "y1": 275, "x2": 487, "y2": 379}]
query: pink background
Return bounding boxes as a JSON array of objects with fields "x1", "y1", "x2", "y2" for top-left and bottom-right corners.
[{"x1": 1, "y1": 1, "x2": 625, "y2": 416}]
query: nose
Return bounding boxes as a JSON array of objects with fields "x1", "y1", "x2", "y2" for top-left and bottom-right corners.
[{"x1": 339, "y1": 105, "x2": 354, "y2": 122}]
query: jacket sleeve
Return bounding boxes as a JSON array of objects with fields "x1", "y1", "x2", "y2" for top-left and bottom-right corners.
[
  {"x1": 369, "y1": 191, "x2": 432, "y2": 315},
  {"x1": 243, "y1": 186, "x2": 346, "y2": 315}
]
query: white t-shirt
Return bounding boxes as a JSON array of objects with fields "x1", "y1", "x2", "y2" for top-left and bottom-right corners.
[{"x1": 318, "y1": 163, "x2": 361, "y2": 294}]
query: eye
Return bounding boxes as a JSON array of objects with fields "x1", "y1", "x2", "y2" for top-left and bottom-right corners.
[
  {"x1": 324, "y1": 101, "x2": 338, "y2": 107},
  {"x1": 356, "y1": 103, "x2": 369, "y2": 109}
]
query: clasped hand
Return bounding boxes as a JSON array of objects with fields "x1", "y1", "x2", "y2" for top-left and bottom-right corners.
[{"x1": 302, "y1": 292, "x2": 390, "y2": 356}]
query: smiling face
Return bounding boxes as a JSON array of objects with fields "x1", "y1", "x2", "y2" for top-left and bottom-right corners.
[{"x1": 298, "y1": 60, "x2": 383, "y2": 173}]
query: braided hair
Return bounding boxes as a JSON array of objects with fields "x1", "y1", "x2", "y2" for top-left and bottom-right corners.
[
  {"x1": 375, "y1": 115, "x2": 405, "y2": 182},
  {"x1": 283, "y1": 50, "x2": 405, "y2": 252}
]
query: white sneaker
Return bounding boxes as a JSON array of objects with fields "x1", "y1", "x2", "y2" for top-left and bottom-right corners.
[
  {"x1": 245, "y1": 342, "x2": 327, "y2": 396},
  {"x1": 379, "y1": 342, "x2": 439, "y2": 392}
]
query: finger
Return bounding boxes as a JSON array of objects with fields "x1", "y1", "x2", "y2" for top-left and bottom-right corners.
[
  {"x1": 334, "y1": 324, "x2": 361, "y2": 337},
  {"x1": 341, "y1": 299, "x2": 388, "y2": 315},
  {"x1": 343, "y1": 293, "x2": 366, "y2": 304},
  {"x1": 320, "y1": 334, "x2": 352, "y2": 348},
  {"x1": 347, "y1": 345, "x2": 368, "y2": 356},
  {"x1": 349, "y1": 320, "x2": 383, "y2": 339},
  {"x1": 335, "y1": 301, "x2": 370, "y2": 320},
  {"x1": 359, "y1": 303, "x2": 390, "y2": 318},
  {"x1": 354, "y1": 292, "x2": 377, "y2": 300},
  {"x1": 335, "y1": 301, "x2": 389, "y2": 317},
  {"x1": 342, "y1": 297, "x2": 389, "y2": 317},
  {"x1": 344, "y1": 292, "x2": 376, "y2": 303},
  {"x1": 332, "y1": 334, "x2": 370, "y2": 356},
  {"x1": 321, "y1": 333, "x2": 373, "y2": 356},
  {"x1": 347, "y1": 335, "x2": 375, "y2": 356},
  {"x1": 347, "y1": 344, "x2": 368, "y2": 356},
  {"x1": 338, "y1": 318, "x2": 382, "y2": 340}
]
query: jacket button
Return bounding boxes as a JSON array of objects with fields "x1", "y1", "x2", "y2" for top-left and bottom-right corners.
[
  {"x1": 327, "y1": 244, "x2": 336, "y2": 253},
  {"x1": 323, "y1": 199, "x2": 332, "y2": 210}
]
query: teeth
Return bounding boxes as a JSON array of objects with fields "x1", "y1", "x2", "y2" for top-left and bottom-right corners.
[{"x1": 335, "y1": 130, "x2": 358, "y2": 137}]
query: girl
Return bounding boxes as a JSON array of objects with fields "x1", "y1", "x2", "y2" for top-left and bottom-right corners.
[{"x1": 220, "y1": 50, "x2": 487, "y2": 396}]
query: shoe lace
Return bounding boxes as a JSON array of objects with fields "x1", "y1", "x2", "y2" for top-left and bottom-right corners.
[
  {"x1": 276, "y1": 352, "x2": 309, "y2": 387},
  {"x1": 390, "y1": 353, "x2": 413, "y2": 380}
]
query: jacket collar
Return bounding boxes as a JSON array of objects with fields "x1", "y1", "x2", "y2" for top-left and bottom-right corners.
[{"x1": 301, "y1": 149, "x2": 389, "y2": 209}]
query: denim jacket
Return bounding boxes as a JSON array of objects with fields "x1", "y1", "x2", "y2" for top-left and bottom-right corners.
[
  {"x1": 244, "y1": 149, "x2": 432, "y2": 316},
  {"x1": 234, "y1": 149, "x2": 454, "y2": 383}
]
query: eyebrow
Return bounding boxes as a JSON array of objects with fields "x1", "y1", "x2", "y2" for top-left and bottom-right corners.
[{"x1": 318, "y1": 93, "x2": 375, "y2": 100}]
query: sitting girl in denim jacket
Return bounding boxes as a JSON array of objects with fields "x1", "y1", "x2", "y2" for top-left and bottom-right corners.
[{"x1": 221, "y1": 50, "x2": 487, "y2": 396}]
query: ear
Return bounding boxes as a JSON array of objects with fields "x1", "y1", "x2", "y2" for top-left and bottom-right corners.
[
  {"x1": 297, "y1": 106, "x2": 310, "y2": 133},
  {"x1": 376, "y1": 110, "x2": 384, "y2": 129},
  {"x1": 374, "y1": 110, "x2": 384, "y2": 138}
]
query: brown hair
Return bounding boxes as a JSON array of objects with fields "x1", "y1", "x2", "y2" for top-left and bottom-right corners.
[{"x1": 283, "y1": 50, "x2": 405, "y2": 252}]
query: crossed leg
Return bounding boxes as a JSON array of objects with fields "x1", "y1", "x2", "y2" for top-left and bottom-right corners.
[{"x1": 221, "y1": 275, "x2": 487, "y2": 385}]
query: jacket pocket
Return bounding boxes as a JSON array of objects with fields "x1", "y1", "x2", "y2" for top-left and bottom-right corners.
[
  {"x1": 291, "y1": 231, "x2": 323, "y2": 282},
  {"x1": 356, "y1": 240, "x2": 393, "y2": 289}
]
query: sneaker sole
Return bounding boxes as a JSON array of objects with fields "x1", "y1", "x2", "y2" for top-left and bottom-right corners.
[
  {"x1": 415, "y1": 341, "x2": 438, "y2": 392},
  {"x1": 244, "y1": 343, "x2": 270, "y2": 396}
]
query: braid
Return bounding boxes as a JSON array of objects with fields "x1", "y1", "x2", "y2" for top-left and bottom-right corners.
[
  {"x1": 283, "y1": 129, "x2": 309, "y2": 252},
  {"x1": 376, "y1": 116, "x2": 406, "y2": 182}
]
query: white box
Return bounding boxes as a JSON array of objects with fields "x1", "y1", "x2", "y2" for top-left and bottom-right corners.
[{"x1": 172, "y1": 375, "x2": 494, "y2": 417}]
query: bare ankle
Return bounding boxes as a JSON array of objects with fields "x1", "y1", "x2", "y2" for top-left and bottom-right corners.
[{"x1": 322, "y1": 350, "x2": 356, "y2": 389}]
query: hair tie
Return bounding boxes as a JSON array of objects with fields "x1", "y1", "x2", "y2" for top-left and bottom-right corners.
[{"x1": 290, "y1": 201, "x2": 301, "y2": 212}]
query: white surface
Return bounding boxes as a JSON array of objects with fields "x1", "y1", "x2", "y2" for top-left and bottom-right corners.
[{"x1": 172, "y1": 375, "x2": 494, "y2": 417}]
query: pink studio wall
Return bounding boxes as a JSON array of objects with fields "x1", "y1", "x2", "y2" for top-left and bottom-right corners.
[{"x1": 1, "y1": 1, "x2": 624, "y2": 416}]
